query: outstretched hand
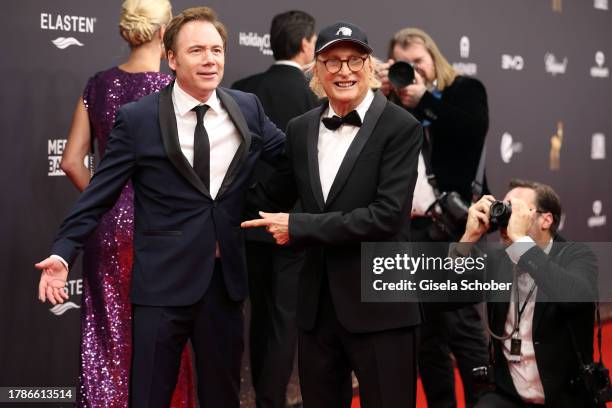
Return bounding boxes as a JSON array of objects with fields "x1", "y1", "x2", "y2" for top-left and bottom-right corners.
[
  {"x1": 35, "y1": 257, "x2": 69, "y2": 305},
  {"x1": 241, "y1": 212, "x2": 290, "y2": 245}
]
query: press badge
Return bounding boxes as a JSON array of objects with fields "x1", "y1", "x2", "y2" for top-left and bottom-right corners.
[{"x1": 509, "y1": 337, "x2": 522, "y2": 363}]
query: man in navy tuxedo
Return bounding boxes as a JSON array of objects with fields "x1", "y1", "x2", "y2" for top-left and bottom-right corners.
[{"x1": 35, "y1": 7, "x2": 285, "y2": 408}]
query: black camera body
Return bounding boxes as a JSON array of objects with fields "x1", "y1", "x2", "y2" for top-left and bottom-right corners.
[
  {"x1": 428, "y1": 191, "x2": 469, "y2": 241},
  {"x1": 489, "y1": 200, "x2": 512, "y2": 228},
  {"x1": 472, "y1": 365, "x2": 496, "y2": 391},
  {"x1": 572, "y1": 361, "x2": 612, "y2": 407}
]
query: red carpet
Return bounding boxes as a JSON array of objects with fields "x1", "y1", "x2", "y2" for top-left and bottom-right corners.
[{"x1": 351, "y1": 323, "x2": 612, "y2": 407}]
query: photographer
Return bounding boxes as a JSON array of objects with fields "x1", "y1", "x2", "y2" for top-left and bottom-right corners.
[
  {"x1": 379, "y1": 27, "x2": 489, "y2": 407},
  {"x1": 454, "y1": 179, "x2": 599, "y2": 407}
]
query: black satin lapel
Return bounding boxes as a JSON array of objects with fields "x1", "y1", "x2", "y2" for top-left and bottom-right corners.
[
  {"x1": 491, "y1": 257, "x2": 513, "y2": 332},
  {"x1": 532, "y1": 242, "x2": 560, "y2": 335},
  {"x1": 216, "y1": 88, "x2": 251, "y2": 199},
  {"x1": 532, "y1": 293, "x2": 549, "y2": 336},
  {"x1": 307, "y1": 108, "x2": 325, "y2": 211},
  {"x1": 158, "y1": 82, "x2": 210, "y2": 198},
  {"x1": 324, "y1": 91, "x2": 387, "y2": 208}
]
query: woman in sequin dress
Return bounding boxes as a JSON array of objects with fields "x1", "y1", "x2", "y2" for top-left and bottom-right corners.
[{"x1": 59, "y1": 1, "x2": 195, "y2": 406}]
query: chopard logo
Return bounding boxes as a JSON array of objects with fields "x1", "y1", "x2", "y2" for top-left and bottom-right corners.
[{"x1": 545, "y1": 53, "x2": 567, "y2": 76}]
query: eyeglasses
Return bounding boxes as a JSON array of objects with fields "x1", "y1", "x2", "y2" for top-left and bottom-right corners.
[{"x1": 317, "y1": 56, "x2": 368, "y2": 74}]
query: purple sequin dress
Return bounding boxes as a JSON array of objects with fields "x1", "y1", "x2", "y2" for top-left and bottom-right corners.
[{"x1": 80, "y1": 67, "x2": 195, "y2": 407}]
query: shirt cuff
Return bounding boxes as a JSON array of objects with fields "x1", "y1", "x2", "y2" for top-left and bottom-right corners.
[
  {"x1": 505, "y1": 236, "x2": 536, "y2": 264},
  {"x1": 50, "y1": 254, "x2": 69, "y2": 272}
]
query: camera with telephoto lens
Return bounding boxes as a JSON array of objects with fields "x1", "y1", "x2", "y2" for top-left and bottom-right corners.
[
  {"x1": 388, "y1": 61, "x2": 415, "y2": 88},
  {"x1": 571, "y1": 361, "x2": 612, "y2": 407},
  {"x1": 472, "y1": 365, "x2": 496, "y2": 391},
  {"x1": 489, "y1": 200, "x2": 512, "y2": 228},
  {"x1": 427, "y1": 191, "x2": 470, "y2": 241}
]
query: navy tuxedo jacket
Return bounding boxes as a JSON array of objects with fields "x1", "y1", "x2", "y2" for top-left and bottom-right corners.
[{"x1": 52, "y1": 83, "x2": 285, "y2": 306}]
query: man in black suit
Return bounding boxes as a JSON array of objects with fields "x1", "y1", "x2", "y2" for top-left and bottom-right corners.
[
  {"x1": 35, "y1": 7, "x2": 285, "y2": 408},
  {"x1": 232, "y1": 11, "x2": 317, "y2": 408},
  {"x1": 232, "y1": 10, "x2": 317, "y2": 132},
  {"x1": 243, "y1": 21, "x2": 423, "y2": 408},
  {"x1": 452, "y1": 179, "x2": 597, "y2": 408}
]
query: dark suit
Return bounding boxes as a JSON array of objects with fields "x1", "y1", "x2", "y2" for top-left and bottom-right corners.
[
  {"x1": 463, "y1": 239, "x2": 598, "y2": 408},
  {"x1": 232, "y1": 63, "x2": 318, "y2": 408},
  {"x1": 232, "y1": 64, "x2": 318, "y2": 132},
  {"x1": 253, "y1": 91, "x2": 423, "y2": 407},
  {"x1": 51, "y1": 83, "x2": 285, "y2": 407}
]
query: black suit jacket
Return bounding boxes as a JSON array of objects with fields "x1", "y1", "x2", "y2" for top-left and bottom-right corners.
[
  {"x1": 232, "y1": 64, "x2": 318, "y2": 132},
  {"x1": 253, "y1": 91, "x2": 424, "y2": 333},
  {"x1": 396, "y1": 76, "x2": 489, "y2": 201},
  {"x1": 52, "y1": 83, "x2": 285, "y2": 306},
  {"x1": 479, "y1": 240, "x2": 597, "y2": 407}
]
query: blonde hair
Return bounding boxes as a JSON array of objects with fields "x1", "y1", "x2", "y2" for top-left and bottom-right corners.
[
  {"x1": 388, "y1": 28, "x2": 457, "y2": 91},
  {"x1": 309, "y1": 55, "x2": 381, "y2": 99},
  {"x1": 119, "y1": 0, "x2": 172, "y2": 47}
]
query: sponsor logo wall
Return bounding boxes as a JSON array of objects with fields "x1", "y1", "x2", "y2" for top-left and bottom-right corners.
[{"x1": 1, "y1": 0, "x2": 610, "y2": 402}]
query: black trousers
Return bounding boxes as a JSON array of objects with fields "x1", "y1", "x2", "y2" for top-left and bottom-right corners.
[
  {"x1": 411, "y1": 217, "x2": 489, "y2": 408},
  {"x1": 418, "y1": 306, "x2": 489, "y2": 408},
  {"x1": 246, "y1": 242, "x2": 303, "y2": 408},
  {"x1": 129, "y1": 261, "x2": 243, "y2": 408},
  {"x1": 298, "y1": 276, "x2": 418, "y2": 408}
]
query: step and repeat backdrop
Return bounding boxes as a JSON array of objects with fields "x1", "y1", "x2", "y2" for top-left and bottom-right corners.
[{"x1": 1, "y1": 0, "x2": 611, "y2": 401}]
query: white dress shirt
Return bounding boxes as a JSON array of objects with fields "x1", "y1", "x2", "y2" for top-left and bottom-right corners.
[
  {"x1": 318, "y1": 90, "x2": 374, "y2": 202},
  {"x1": 411, "y1": 152, "x2": 437, "y2": 215},
  {"x1": 172, "y1": 81, "x2": 241, "y2": 199},
  {"x1": 502, "y1": 237, "x2": 553, "y2": 404}
]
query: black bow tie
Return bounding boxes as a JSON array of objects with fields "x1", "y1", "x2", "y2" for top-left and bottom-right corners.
[{"x1": 321, "y1": 110, "x2": 362, "y2": 131}]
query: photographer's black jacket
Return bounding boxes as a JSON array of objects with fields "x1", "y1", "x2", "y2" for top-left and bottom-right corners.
[
  {"x1": 400, "y1": 75, "x2": 489, "y2": 202},
  {"x1": 463, "y1": 239, "x2": 598, "y2": 407}
]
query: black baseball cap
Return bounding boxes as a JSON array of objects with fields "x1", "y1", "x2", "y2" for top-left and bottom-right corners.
[{"x1": 315, "y1": 21, "x2": 372, "y2": 55}]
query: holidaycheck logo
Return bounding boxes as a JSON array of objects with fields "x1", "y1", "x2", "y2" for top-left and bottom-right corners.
[{"x1": 238, "y1": 32, "x2": 272, "y2": 56}]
